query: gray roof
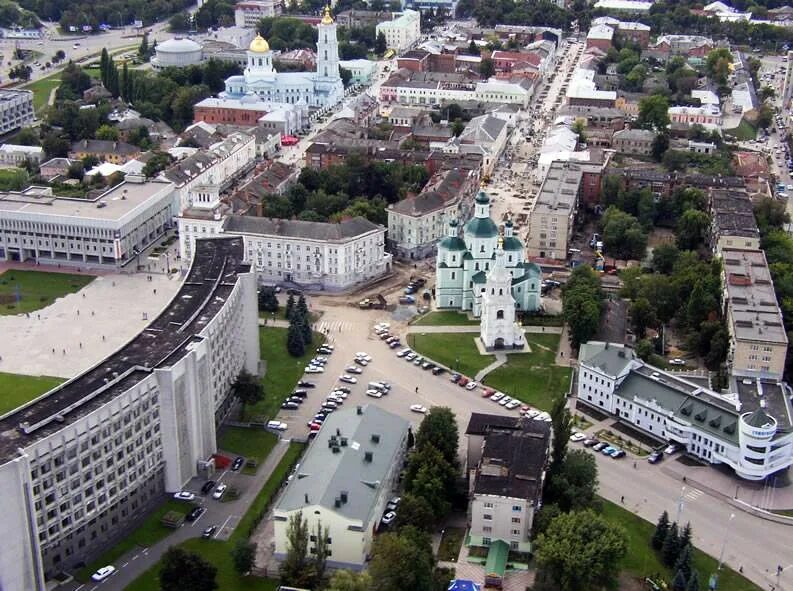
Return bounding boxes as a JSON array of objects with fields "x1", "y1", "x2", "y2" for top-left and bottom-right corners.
[
  {"x1": 474, "y1": 428, "x2": 550, "y2": 500},
  {"x1": 578, "y1": 341, "x2": 636, "y2": 377},
  {"x1": 459, "y1": 115, "x2": 506, "y2": 145},
  {"x1": 223, "y1": 215, "x2": 382, "y2": 241},
  {"x1": 275, "y1": 405, "x2": 409, "y2": 523}
]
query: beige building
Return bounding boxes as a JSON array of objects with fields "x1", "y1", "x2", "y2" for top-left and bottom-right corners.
[
  {"x1": 525, "y1": 160, "x2": 583, "y2": 260},
  {"x1": 611, "y1": 128, "x2": 655, "y2": 156},
  {"x1": 375, "y1": 9, "x2": 420, "y2": 52},
  {"x1": 722, "y1": 249, "x2": 788, "y2": 380},
  {"x1": 273, "y1": 405, "x2": 408, "y2": 570}
]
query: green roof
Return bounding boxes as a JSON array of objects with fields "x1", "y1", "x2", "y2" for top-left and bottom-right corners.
[
  {"x1": 439, "y1": 236, "x2": 467, "y2": 251},
  {"x1": 475, "y1": 190, "x2": 490, "y2": 205},
  {"x1": 465, "y1": 216, "x2": 498, "y2": 238},
  {"x1": 472, "y1": 270, "x2": 487, "y2": 283},
  {"x1": 484, "y1": 540, "x2": 509, "y2": 579},
  {"x1": 503, "y1": 236, "x2": 523, "y2": 251}
]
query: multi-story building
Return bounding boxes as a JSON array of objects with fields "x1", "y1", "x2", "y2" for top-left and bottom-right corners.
[
  {"x1": 380, "y1": 71, "x2": 533, "y2": 108},
  {"x1": 645, "y1": 35, "x2": 714, "y2": 61},
  {"x1": 387, "y1": 166, "x2": 479, "y2": 260},
  {"x1": 669, "y1": 103, "x2": 723, "y2": 127},
  {"x1": 577, "y1": 341, "x2": 793, "y2": 481},
  {"x1": 376, "y1": 10, "x2": 420, "y2": 52},
  {"x1": 273, "y1": 405, "x2": 408, "y2": 570},
  {"x1": 611, "y1": 128, "x2": 655, "y2": 156},
  {"x1": 234, "y1": 0, "x2": 282, "y2": 27},
  {"x1": 69, "y1": 139, "x2": 141, "y2": 165},
  {"x1": 721, "y1": 249, "x2": 788, "y2": 380},
  {"x1": 162, "y1": 132, "x2": 257, "y2": 211},
  {"x1": 586, "y1": 23, "x2": 614, "y2": 51},
  {"x1": 402, "y1": 0, "x2": 458, "y2": 14},
  {"x1": 709, "y1": 189, "x2": 760, "y2": 254},
  {"x1": 566, "y1": 69, "x2": 617, "y2": 108},
  {"x1": 435, "y1": 188, "x2": 542, "y2": 314},
  {"x1": 525, "y1": 161, "x2": 582, "y2": 260},
  {"x1": 0, "y1": 236, "x2": 259, "y2": 590},
  {"x1": 0, "y1": 89, "x2": 34, "y2": 135},
  {"x1": 193, "y1": 97, "x2": 307, "y2": 134},
  {"x1": 0, "y1": 178, "x2": 176, "y2": 269},
  {"x1": 0, "y1": 144, "x2": 43, "y2": 165},
  {"x1": 447, "y1": 114, "x2": 509, "y2": 176}
]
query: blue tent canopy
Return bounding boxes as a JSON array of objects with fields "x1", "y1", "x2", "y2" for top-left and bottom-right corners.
[{"x1": 448, "y1": 580, "x2": 482, "y2": 591}]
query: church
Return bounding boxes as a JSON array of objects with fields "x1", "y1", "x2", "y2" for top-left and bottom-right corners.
[
  {"x1": 435, "y1": 187, "x2": 542, "y2": 334},
  {"x1": 221, "y1": 5, "x2": 345, "y2": 109}
]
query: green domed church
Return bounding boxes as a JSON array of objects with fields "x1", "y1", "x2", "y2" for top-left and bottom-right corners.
[{"x1": 435, "y1": 187, "x2": 542, "y2": 316}]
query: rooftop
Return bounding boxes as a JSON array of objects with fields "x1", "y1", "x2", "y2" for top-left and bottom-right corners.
[
  {"x1": 533, "y1": 160, "x2": 584, "y2": 216},
  {"x1": 275, "y1": 405, "x2": 409, "y2": 523},
  {"x1": 474, "y1": 428, "x2": 550, "y2": 500},
  {"x1": 0, "y1": 237, "x2": 250, "y2": 461},
  {"x1": 710, "y1": 189, "x2": 759, "y2": 239},
  {"x1": 223, "y1": 214, "x2": 383, "y2": 242}
]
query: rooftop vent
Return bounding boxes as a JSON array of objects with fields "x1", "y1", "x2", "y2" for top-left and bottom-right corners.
[
  {"x1": 332, "y1": 445, "x2": 341, "y2": 454},
  {"x1": 371, "y1": 434, "x2": 381, "y2": 444},
  {"x1": 341, "y1": 437, "x2": 348, "y2": 447},
  {"x1": 364, "y1": 451, "x2": 373, "y2": 463},
  {"x1": 357, "y1": 406, "x2": 363, "y2": 415},
  {"x1": 304, "y1": 493, "x2": 309, "y2": 504},
  {"x1": 334, "y1": 498, "x2": 342, "y2": 508},
  {"x1": 340, "y1": 491, "x2": 348, "y2": 503}
]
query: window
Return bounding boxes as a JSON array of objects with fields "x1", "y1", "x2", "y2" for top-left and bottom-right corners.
[
  {"x1": 483, "y1": 502, "x2": 494, "y2": 508},
  {"x1": 483, "y1": 513, "x2": 493, "y2": 521},
  {"x1": 483, "y1": 537, "x2": 491, "y2": 546},
  {"x1": 483, "y1": 526, "x2": 492, "y2": 533},
  {"x1": 511, "y1": 528, "x2": 521, "y2": 535},
  {"x1": 512, "y1": 505, "x2": 522, "y2": 511},
  {"x1": 511, "y1": 517, "x2": 521, "y2": 524}
]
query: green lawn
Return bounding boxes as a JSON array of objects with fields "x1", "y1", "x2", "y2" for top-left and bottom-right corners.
[
  {"x1": 125, "y1": 443, "x2": 305, "y2": 591},
  {"x1": 412, "y1": 310, "x2": 479, "y2": 326},
  {"x1": 0, "y1": 270, "x2": 94, "y2": 315},
  {"x1": 23, "y1": 76, "x2": 61, "y2": 112},
  {"x1": 0, "y1": 371, "x2": 64, "y2": 415},
  {"x1": 75, "y1": 499, "x2": 191, "y2": 582},
  {"x1": 407, "y1": 332, "x2": 494, "y2": 378},
  {"x1": 247, "y1": 327, "x2": 325, "y2": 421},
  {"x1": 725, "y1": 117, "x2": 758, "y2": 141},
  {"x1": 601, "y1": 500, "x2": 760, "y2": 591},
  {"x1": 217, "y1": 427, "x2": 277, "y2": 465},
  {"x1": 482, "y1": 334, "x2": 571, "y2": 411},
  {"x1": 437, "y1": 526, "x2": 466, "y2": 561}
]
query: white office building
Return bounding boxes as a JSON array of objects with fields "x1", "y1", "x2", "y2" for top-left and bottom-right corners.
[
  {"x1": 0, "y1": 89, "x2": 34, "y2": 135},
  {"x1": 375, "y1": 10, "x2": 421, "y2": 52},
  {"x1": 0, "y1": 237, "x2": 259, "y2": 590},
  {"x1": 234, "y1": 0, "x2": 282, "y2": 27},
  {"x1": 0, "y1": 144, "x2": 43, "y2": 165},
  {"x1": 0, "y1": 178, "x2": 177, "y2": 269},
  {"x1": 577, "y1": 341, "x2": 793, "y2": 481},
  {"x1": 273, "y1": 405, "x2": 409, "y2": 570}
]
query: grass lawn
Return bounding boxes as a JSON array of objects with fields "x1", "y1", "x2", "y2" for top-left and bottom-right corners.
[
  {"x1": 407, "y1": 332, "x2": 494, "y2": 378},
  {"x1": 125, "y1": 442, "x2": 305, "y2": 591},
  {"x1": 437, "y1": 526, "x2": 466, "y2": 562},
  {"x1": 23, "y1": 76, "x2": 61, "y2": 112},
  {"x1": 246, "y1": 327, "x2": 325, "y2": 422},
  {"x1": 0, "y1": 269, "x2": 94, "y2": 315},
  {"x1": 412, "y1": 310, "x2": 479, "y2": 326},
  {"x1": 217, "y1": 426, "x2": 277, "y2": 467},
  {"x1": 483, "y1": 333, "x2": 571, "y2": 411},
  {"x1": 601, "y1": 500, "x2": 760, "y2": 591},
  {"x1": 0, "y1": 371, "x2": 64, "y2": 415},
  {"x1": 75, "y1": 499, "x2": 191, "y2": 582},
  {"x1": 725, "y1": 117, "x2": 758, "y2": 141}
]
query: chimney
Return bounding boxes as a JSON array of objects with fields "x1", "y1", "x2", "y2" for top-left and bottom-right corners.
[
  {"x1": 340, "y1": 490, "x2": 348, "y2": 503},
  {"x1": 371, "y1": 434, "x2": 380, "y2": 444}
]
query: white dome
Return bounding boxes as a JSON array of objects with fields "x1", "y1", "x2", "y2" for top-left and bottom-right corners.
[{"x1": 157, "y1": 37, "x2": 202, "y2": 53}]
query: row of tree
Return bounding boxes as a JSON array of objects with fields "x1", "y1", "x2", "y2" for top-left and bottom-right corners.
[
  {"x1": 19, "y1": 0, "x2": 193, "y2": 29},
  {"x1": 653, "y1": 512, "x2": 701, "y2": 591},
  {"x1": 562, "y1": 265, "x2": 603, "y2": 349},
  {"x1": 286, "y1": 293, "x2": 314, "y2": 357}
]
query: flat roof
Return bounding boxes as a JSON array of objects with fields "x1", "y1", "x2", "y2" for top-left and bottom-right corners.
[
  {"x1": 533, "y1": 160, "x2": 583, "y2": 216},
  {"x1": 0, "y1": 237, "x2": 250, "y2": 461}
]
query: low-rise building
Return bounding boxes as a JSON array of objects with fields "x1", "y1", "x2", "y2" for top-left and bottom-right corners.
[
  {"x1": 526, "y1": 161, "x2": 582, "y2": 260},
  {"x1": 732, "y1": 151, "x2": 770, "y2": 194},
  {"x1": 566, "y1": 69, "x2": 617, "y2": 108},
  {"x1": 448, "y1": 114, "x2": 508, "y2": 176},
  {"x1": 151, "y1": 37, "x2": 203, "y2": 69},
  {"x1": 339, "y1": 59, "x2": 378, "y2": 85},
  {"x1": 688, "y1": 140, "x2": 717, "y2": 154},
  {"x1": 0, "y1": 144, "x2": 43, "y2": 165},
  {"x1": 193, "y1": 97, "x2": 307, "y2": 134},
  {"x1": 387, "y1": 166, "x2": 479, "y2": 260},
  {"x1": 38, "y1": 157, "x2": 77, "y2": 181},
  {"x1": 668, "y1": 103, "x2": 723, "y2": 127},
  {"x1": 611, "y1": 128, "x2": 655, "y2": 155},
  {"x1": 0, "y1": 89, "x2": 34, "y2": 135},
  {"x1": 709, "y1": 189, "x2": 760, "y2": 254},
  {"x1": 577, "y1": 341, "x2": 793, "y2": 481},
  {"x1": 69, "y1": 139, "x2": 141, "y2": 164},
  {"x1": 0, "y1": 178, "x2": 176, "y2": 269},
  {"x1": 273, "y1": 405, "x2": 409, "y2": 570},
  {"x1": 376, "y1": 10, "x2": 421, "y2": 52},
  {"x1": 586, "y1": 23, "x2": 615, "y2": 51},
  {"x1": 646, "y1": 35, "x2": 714, "y2": 61},
  {"x1": 593, "y1": 0, "x2": 652, "y2": 12},
  {"x1": 380, "y1": 71, "x2": 533, "y2": 108}
]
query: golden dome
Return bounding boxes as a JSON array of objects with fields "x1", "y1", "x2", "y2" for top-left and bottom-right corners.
[
  {"x1": 320, "y1": 4, "x2": 334, "y2": 25},
  {"x1": 249, "y1": 33, "x2": 270, "y2": 53}
]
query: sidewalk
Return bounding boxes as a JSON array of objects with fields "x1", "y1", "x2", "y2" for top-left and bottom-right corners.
[{"x1": 475, "y1": 353, "x2": 507, "y2": 381}]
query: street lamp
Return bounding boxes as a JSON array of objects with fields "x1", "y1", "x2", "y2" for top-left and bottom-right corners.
[
  {"x1": 709, "y1": 513, "x2": 735, "y2": 591},
  {"x1": 675, "y1": 486, "x2": 686, "y2": 524}
]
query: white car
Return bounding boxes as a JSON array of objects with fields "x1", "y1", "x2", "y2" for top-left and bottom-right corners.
[
  {"x1": 490, "y1": 392, "x2": 504, "y2": 402},
  {"x1": 465, "y1": 381, "x2": 478, "y2": 390},
  {"x1": 91, "y1": 565, "x2": 116, "y2": 582},
  {"x1": 356, "y1": 352, "x2": 372, "y2": 362},
  {"x1": 305, "y1": 366, "x2": 324, "y2": 373},
  {"x1": 536, "y1": 411, "x2": 552, "y2": 421},
  {"x1": 346, "y1": 366, "x2": 363, "y2": 374},
  {"x1": 366, "y1": 389, "x2": 383, "y2": 398},
  {"x1": 173, "y1": 491, "x2": 195, "y2": 501},
  {"x1": 664, "y1": 443, "x2": 680, "y2": 455},
  {"x1": 330, "y1": 390, "x2": 348, "y2": 399},
  {"x1": 397, "y1": 348, "x2": 411, "y2": 357},
  {"x1": 499, "y1": 396, "x2": 512, "y2": 406},
  {"x1": 339, "y1": 374, "x2": 358, "y2": 384},
  {"x1": 410, "y1": 404, "x2": 428, "y2": 413},
  {"x1": 212, "y1": 483, "x2": 228, "y2": 499},
  {"x1": 570, "y1": 432, "x2": 586, "y2": 442},
  {"x1": 669, "y1": 358, "x2": 686, "y2": 366},
  {"x1": 505, "y1": 400, "x2": 520, "y2": 410},
  {"x1": 381, "y1": 511, "x2": 397, "y2": 526},
  {"x1": 267, "y1": 420, "x2": 288, "y2": 431}
]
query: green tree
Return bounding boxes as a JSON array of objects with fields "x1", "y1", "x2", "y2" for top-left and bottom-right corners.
[
  {"x1": 652, "y1": 243, "x2": 679, "y2": 274},
  {"x1": 312, "y1": 520, "x2": 330, "y2": 586},
  {"x1": 673, "y1": 569, "x2": 688, "y2": 591},
  {"x1": 652, "y1": 132, "x2": 670, "y2": 161},
  {"x1": 451, "y1": 118, "x2": 465, "y2": 137},
  {"x1": 14, "y1": 127, "x2": 40, "y2": 146},
  {"x1": 230, "y1": 540, "x2": 256, "y2": 575},
  {"x1": 159, "y1": 547, "x2": 218, "y2": 591},
  {"x1": 414, "y1": 406, "x2": 458, "y2": 467},
  {"x1": 408, "y1": 462, "x2": 451, "y2": 516},
  {"x1": 686, "y1": 570, "x2": 700, "y2": 591},
  {"x1": 705, "y1": 48, "x2": 732, "y2": 87},
  {"x1": 686, "y1": 281, "x2": 717, "y2": 330},
  {"x1": 533, "y1": 503, "x2": 562, "y2": 536},
  {"x1": 467, "y1": 39, "x2": 480, "y2": 55},
  {"x1": 369, "y1": 526, "x2": 435, "y2": 591},
  {"x1": 280, "y1": 511, "x2": 314, "y2": 587},
  {"x1": 296, "y1": 294, "x2": 312, "y2": 344},
  {"x1": 287, "y1": 320, "x2": 306, "y2": 357},
  {"x1": 375, "y1": 31, "x2": 387, "y2": 54},
  {"x1": 630, "y1": 297, "x2": 657, "y2": 338},
  {"x1": 394, "y1": 493, "x2": 436, "y2": 531},
  {"x1": 258, "y1": 286, "x2": 279, "y2": 313},
  {"x1": 142, "y1": 151, "x2": 174, "y2": 177},
  {"x1": 662, "y1": 521, "x2": 681, "y2": 567},
  {"x1": 676, "y1": 209, "x2": 710, "y2": 250},
  {"x1": 562, "y1": 266, "x2": 602, "y2": 348},
  {"x1": 602, "y1": 207, "x2": 648, "y2": 260},
  {"x1": 285, "y1": 293, "x2": 295, "y2": 320},
  {"x1": 637, "y1": 94, "x2": 670, "y2": 131},
  {"x1": 635, "y1": 338, "x2": 654, "y2": 361},
  {"x1": 138, "y1": 33, "x2": 150, "y2": 60},
  {"x1": 754, "y1": 196, "x2": 790, "y2": 233},
  {"x1": 674, "y1": 543, "x2": 693, "y2": 583},
  {"x1": 535, "y1": 510, "x2": 628, "y2": 591},
  {"x1": 759, "y1": 85, "x2": 776, "y2": 102},
  {"x1": 231, "y1": 369, "x2": 263, "y2": 420},
  {"x1": 549, "y1": 396, "x2": 572, "y2": 475},
  {"x1": 404, "y1": 444, "x2": 456, "y2": 502},
  {"x1": 479, "y1": 57, "x2": 495, "y2": 79},
  {"x1": 328, "y1": 570, "x2": 372, "y2": 591},
  {"x1": 95, "y1": 124, "x2": 120, "y2": 141},
  {"x1": 652, "y1": 510, "x2": 670, "y2": 550},
  {"x1": 572, "y1": 119, "x2": 587, "y2": 144}
]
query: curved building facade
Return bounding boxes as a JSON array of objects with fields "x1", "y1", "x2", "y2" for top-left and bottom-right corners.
[
  {"x1": 152, "y1": 37, "x2": 204, "y2": 69},
  {"x1": 0, "y1": 237, "x2": 259, "y2": 590}
]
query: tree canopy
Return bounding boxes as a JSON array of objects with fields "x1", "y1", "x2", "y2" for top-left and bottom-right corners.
[
  {"x1": 159, "y1": 547, "x2": 218, "y2": 591},
  {"x1": 562, "y1": 265, "x2": 603, "y2": 348}
]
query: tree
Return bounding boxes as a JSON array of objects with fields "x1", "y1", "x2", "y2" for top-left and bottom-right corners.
[
  {"x1": 394, "y1": 493, "x2": 435, "y2": 531},
  {"x1": 563, "y1": 266, "x2": 602, "y2": 348},
  {"x1": 674, "y1": 543, "x2": 693, "y2": 583},
  {"x1": 652, "y1": 510, "x2": 670, "y2": 550},
  {"x1": 652, "y1": 243, "x2": 679, "y2": 274},
  {"x1": 544, "y1": 449, "x2": 599, "y2": 512},
  {"x1": 231, "y1": 369, "x2": 263, "y2": 420},
  {"x1": 673, "y1": 569, "x2": 688, "y2": 591},
  {"x1": 630, "y1": 297, "x2": 657, "y2": 338},
  {"x1": 572, "y1": 119, "x2": 587, "y2": 144},
  {"x1": 676, "y1": 209, "x2": 710, "y2": 251},
  {"x1": 369, "y1": 526, "x2": 435, "y2": 591},
  {"x1": 312, "y1": 520, "x2": 330, "y2": 586},
  {"x1": 662, "y1": 521, "x2": 681, "y2": 567},
  {"x1": 258, "y1": 287, "x2": 279, "y2": 313},
  {"x1": 535, "y1": 510, "x2": 628, "y2": 591},
  {"x1": 287, "y1": 320, "x2": 306, "y2": 357},
  {"x1": 139, "y1": 33, "x2": 150, "y2": 60},
  {"x1": 756, "y1": 104, "x2": 774, "y2": 130},
  {"x1": 533, "y1": 503, "x2": 562, "y2": 536},
  {"x1": 635, "y1": 338, "x2": 654, "y2": 361},
  {"x1": 95, "y1": 124, "x2": 120, "y2": 141},
  {"x1": 754, "y1": 196, "x2": 790, "y2": 233},
  {"x1": 296, "y1": 294, "x2": 312, "y2": 344},
  {"x1": 479, "y1": 57, "x2": 495, "y2": 79},
  {"x1": 159, "y1": 547, "x2": 218, "y2": 591},
  {"x1": 705, "y1": 48, "x2": 732, "y2": 87},
  {"x1": 414, "y1": 406, "x2": 458, "y2": 467},
  {"x1": 686, "y1": 570, "x2": 700, "y2": 591},
  {"x1": 280, "y1": 511, "x2": 314, "y2": 587},
  {"x1": 549, "y1": 396, "x2": 572, "y2": 475},
  {"x1": 9, "y1": 64, "x2": 32, "y2": 81},
  {"x1": 285, "y1": 293, "x2": 295, "y2": 320},
  {"x1": 142, "y1": 151, "x2": 174, "y2": 178},
  {"x1": 375, "y1": 31, "x2": 387, "y2": 55},
  {"x1": 451, "y1": 118, "x2": 465, "y2": 137},
  {"x1": 760, "y1": 85, "x2": 776, "y2": 103},
  {"x1": 14, "y1": 127, "x2": 40, "y2": 146},
  {"x1": 231, "y1": 540, "x2": 256, "y2": 575},
  {"x1": 340, "y1": 67, "x2": 353, "y2": 87},
  {"x1": 652, "y1": 132, "x2": 670, "y2": 161},
  {"x1": 679, "y1": 522, "x2": 692, "y2": 550},
  {"x1": 467, "y1": 39, "x2": 480, "y2": 55},
  {"x1": 637, "y1": 94, "x2": 670, "y2": 131},
  {"x1": 328, "y1": 570, "x2": 372, "y2": 591},
  {"x1": 601, "y1": 207, "x2": 648, "y2": 260}
]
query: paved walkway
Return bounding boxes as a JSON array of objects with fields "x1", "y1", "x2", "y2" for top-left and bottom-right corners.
[
  {"x1": 406, "y1": 324, "x2": 563, "y2": 334},
  {"x1": 475, "y1": 353, "x2": 507, "y2": 381}
]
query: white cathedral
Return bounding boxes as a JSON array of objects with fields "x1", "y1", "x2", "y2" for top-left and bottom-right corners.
[
  {"x1": 221, "y1": 5, "x2": 345, "y2": 108},
  {"x1": 435, "y1": 187, "x2": 543, "y2": 350}
]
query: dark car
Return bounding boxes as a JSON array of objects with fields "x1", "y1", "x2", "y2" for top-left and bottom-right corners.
[
  {"x1": 582, "y1": 438, "x2": 600, "y2": 447},
  {"x1": 592, "y1": 442, "x2": 607, "y2": 452},
  {"x1": 648, "y1": 451, "x2": 663, "y2": 464},
  {"x1": 432, "y1": 366, "x2": 445, "y2": 376},
  {"x1": 202, "y1": 525, "x2": 217, "y2": 539},
  {"x1": 287, "y1": 288, "x2": 302, "y2": 296},
  {"x1": 335, "y1": 386, "x2": 351, "y2": 394},
  {"x1": 450, "y1": 373, "x2": 461, "y2": 383},
  {"x1": 297, "y1": 381, "x2": 316, "y2": 388},
  {"x1": 282, "y1": 401, "x2": 299, "y2": 410},
  {"x1": 201, "y1": 480, "x2": 216, "y2": 494},
  {"x1": 286, "y1": 396, "x2": 303, "y2": 404},
  {"x1": 292, "y1": 390, "x2": 308, "y2": 398},
  {"x1": 231, "y1": 456, "x2": 245, "y2": 471},
  {"x1": 186, "y1": 506, "x2": 206, "y2": 522}
]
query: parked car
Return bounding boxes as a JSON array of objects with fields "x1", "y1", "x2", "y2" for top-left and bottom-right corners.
[
  {"x1": 582, "y1": 438, "x2": 599, "y2": 447},
  {"x1": 267, "y1": 420, "x2": 288, "y2": 430},
  {"x1": 232, "y1": 456, "x2": 245, "y2": 471},
  {"x1": 610, "y1": 449, "x2": 626, "y2": 459},
  {"x1": 490, "y1": 392, "x2": 504, "y2": 402},
  {"x1": 201, "y1": 480, "x2": 216, "y2": 494},
  {"x1": 458, "y1": 377, "x2": 470, "y2": 387},
  {"x1": 174, "y1": 491, "x2": 196, "y2": 501},
  {"x1": 432, "y1": 366, "x2": 445, "y2": 375},
  {"x1": 381, "y1": 511, "x2": 397, "y2": 526},
  {"x1": 304, "y1": 366, "x2": 324, "y2": 373},
  {"x1": 339, "y1": 374, "x2": 358, "y2": 384},
  {"x1": 664, "y1": 443, "x2": 680, "y2": 455},
  {"x1": 366, "y1": 389, "x2": 383, "y2": 398},
  {"x1": 335, "y1": 386, "x2": 351, "y2": 394},
  {"x1": 397, "y1": 348, "x2": 411, "y2": 357},
  {"x1": 212, "y1": 484, "x2": 228, "y2": 500},
  {"x1": 570, "y1": 432, "x2": 586, "y2": 443},
  {"x1": 399, "y1": 295, "x2": 416, "y2": 305},
  {"x1": 346, "y1": 366, "x2": 363, "y2": 374},
  {"x1": 386, "y1": 497, "x2": 401, "y2": 511},
  {"x1": 450, "y1": 373, "x2": 461, "y2": 383},
  {"x1": 648, "y1": 451, "x2": 663, "y2": 464},
  {"x1": 601, "y1": 446, "x2": 616, "y2": 455},
  {"x1": 669, "y1": 358, "x2": 686, "y2": 366},
  {"x1": 592, "y1": 442, "x2": 608, "y2": 452},
  {"x1": 297, "y1": 380, "x2": 316, "y2": 388},
  {"x1": 281, "y1": 401, "x2": 299, "y2": 410},
  {"x1": 187, "y1": 506, "x2": 206, "y2": 521},
  {"x1": 498, "y1": 396, "x2": 512, "y2": 406},
  {"x1": 202, "y1": 525, "x2": 217, "y2": 539},
  {"x1": 410, "y1": 404, "x2": 428, "y2": 413},
  {"x1": 505, "y1": 400, "x2": 521, "y2": 410},
  {"x1": 354, "y1": 358, "x2": 369, "y2": 366},
  {"x1": 465, "y1": 381, "x2": 478, "y2": 390},
  {"x1": 91, "y1": 566, "x2": 116, "y2": 582}
]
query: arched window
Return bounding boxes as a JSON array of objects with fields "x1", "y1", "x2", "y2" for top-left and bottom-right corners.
[
  {"x1": 497, "y1": 309, "x2": 504, "y2": 319},
  {"x1": 258, "y1": 58, "x2": 262, "y2": 66},
  {"x1": 499, "y1": 288, "x2": 503, "y2": 295},
  {"x1": 491, "y1": 288, "x2": 495, "y2": 295},
  {"x1": 475, "y1": 262, "x2": 480, "y2": 271},
  {"x1": 325, "y1": 50, "x2": 328, "y2": 60},
  {"x1": 480, "y1": 244, "x2": 485, "y2": 253}
]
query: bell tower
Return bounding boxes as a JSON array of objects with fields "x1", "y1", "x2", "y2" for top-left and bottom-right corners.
[{"x1": 316, "y1": 4, "x2": 340, "y2": 81}]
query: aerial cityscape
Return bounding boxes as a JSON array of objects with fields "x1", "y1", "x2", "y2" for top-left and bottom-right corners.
[{"x1": 0, "y1": 0, "x2": 791, "y2": 590}]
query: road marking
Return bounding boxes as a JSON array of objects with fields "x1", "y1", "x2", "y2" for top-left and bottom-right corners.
[
  {"x1": 131, "y1": 554, "x2": 139, "y2": 560},
  {"x1": 684, "y1": 488, "x2": 703, "y2": 501},
  {"x1": 121, "y1": 562, "x2": 129, "y2": 568},
  {"x1": 219, "y1": 514, "x2": 234, "y2": 532},
  {"x1": 75, "y1": 585, "x2": 85, "y2": 591}
]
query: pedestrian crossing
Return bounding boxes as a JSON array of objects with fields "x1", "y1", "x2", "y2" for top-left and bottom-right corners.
[
  {"x1": 684, "y1": 488, "x2": 703, "y2": 502},
  {"x1": 316, "y1": 320, "x2": 354, "y2": 336}
]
